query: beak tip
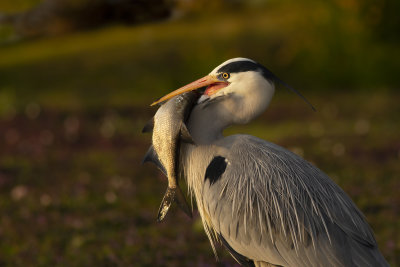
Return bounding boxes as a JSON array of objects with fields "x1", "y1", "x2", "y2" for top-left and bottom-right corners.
[{"x1": 150, "y1": 98, "x2": 162, "y2": 106}]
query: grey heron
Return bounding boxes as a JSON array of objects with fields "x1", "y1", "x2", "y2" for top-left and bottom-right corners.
[{"x1": 150, "y1": 58, "x2": 389, "y2": 266}]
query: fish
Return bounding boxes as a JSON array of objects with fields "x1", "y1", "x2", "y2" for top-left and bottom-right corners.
[{"x1": 142, "y1": 91, "x2": 199, "y2": 222}]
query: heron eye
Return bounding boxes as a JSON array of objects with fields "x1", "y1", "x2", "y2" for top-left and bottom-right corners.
[{"x1": 222, "y1": 72, "x2": 230, "y2": 80}]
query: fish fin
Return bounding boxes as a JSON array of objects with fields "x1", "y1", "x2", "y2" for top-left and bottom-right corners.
[
  {"x1": 142, "y1": 117, "x2": 154, "y2": 133},
  {"x1": 180, "y1": 123, "x2": 195, "y2": 144},
  {"x1": 157, "y1": 187, "x2": 175, "y2": 222},
  {"x1": 175, "y1": 186, "x2": 192, "y2": 219},
  {"x1": 142, "y1": 145, "x2": 167, "y2": 176}
]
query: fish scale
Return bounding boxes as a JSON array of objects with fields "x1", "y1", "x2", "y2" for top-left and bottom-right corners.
[{"x1": 142, "y1": 91, "x2": 199, "y2": 222}]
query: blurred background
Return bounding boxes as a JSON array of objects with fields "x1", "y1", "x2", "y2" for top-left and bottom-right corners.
[{"x1": 0, "y1": 0, "x2": 399, "y2": 266}]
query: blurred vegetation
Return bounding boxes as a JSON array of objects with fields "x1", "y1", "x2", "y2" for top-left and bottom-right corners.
[
  {"x1": 0, "y1": 0, "x2": 172, "y2": 38},
  {"x1": 0, "y1": 0, "x2": 399, "y2": 266}
]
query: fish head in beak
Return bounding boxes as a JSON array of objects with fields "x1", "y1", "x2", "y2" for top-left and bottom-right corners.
[{"x1": 151, "y1": 74, "x2": 230, "y2": 106}]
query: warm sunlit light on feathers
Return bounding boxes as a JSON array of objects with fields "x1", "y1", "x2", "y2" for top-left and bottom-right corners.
[{"x1": 148, "y1": 58, "x2": 388, "y2": 267}]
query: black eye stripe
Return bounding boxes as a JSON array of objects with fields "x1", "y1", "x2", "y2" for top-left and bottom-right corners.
[
  {"x1": 217, "y1": 60, "x2": 276, "y2": 82},
  {"x1": 217, "y1": 60, "x2": 259, "y2": 73},
  {"x1": 215, "y1": 59, "x2": 315, "y2": 110}
]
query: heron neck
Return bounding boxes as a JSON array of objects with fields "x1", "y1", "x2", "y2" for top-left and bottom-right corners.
[{"x1": 187, "y1": 104, "x2": 229, "y2": 145}]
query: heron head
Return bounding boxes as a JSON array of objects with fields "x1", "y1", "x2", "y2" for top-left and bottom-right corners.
[
  {"x1": 151, "y1": 58, "x2": 313, "y2": 125},
  {"x1": 199, "y1": 58, "x2": 277, "y2": 124},
  {"x1": 151, "y1": 58, "x2": 277, "y2": 123}
]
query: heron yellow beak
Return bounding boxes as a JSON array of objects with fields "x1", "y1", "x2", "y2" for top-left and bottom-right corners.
[{"x1": 151, "y1": 75, "x2": 220, "y2": 106}]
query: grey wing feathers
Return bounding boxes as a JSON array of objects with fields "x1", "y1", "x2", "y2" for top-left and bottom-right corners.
[
  {"x1": 202, "y1": 135, "x2": 388, "y2": 267},
  {"x1": 219, "y1": 234, "x2": 255, "y2": 267}
]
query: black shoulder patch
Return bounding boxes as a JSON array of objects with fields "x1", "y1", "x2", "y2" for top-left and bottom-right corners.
[
  {"x1": 219, "y1": 234, "x2": 255, "y2": 267},
  {"x1": 204, "y1": 156, "x2": 227, "y2": 185}
]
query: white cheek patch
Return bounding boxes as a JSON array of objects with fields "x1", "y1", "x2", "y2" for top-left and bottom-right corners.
[{"x1": 211, "y1": 86, "x2": 233, "y2": 100}]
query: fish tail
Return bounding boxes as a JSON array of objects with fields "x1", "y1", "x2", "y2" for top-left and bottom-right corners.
[
  {"x1": 157, "y1": 187, "x2": 175, "y2": 222},
  {"x1": 175, "y1": 186, "x2": 192, "y2": 219},
  {"x1": 157, "y1": 187, "x2": 192, "y2": 222}
]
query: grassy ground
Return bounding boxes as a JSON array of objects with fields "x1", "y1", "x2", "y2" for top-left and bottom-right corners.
[
  {"x1": 0, "y1": 91, "x2": 399, "y2": 266},
  {"x1": 0, "y1": 2, "x2": 399, "y2": 266}
]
